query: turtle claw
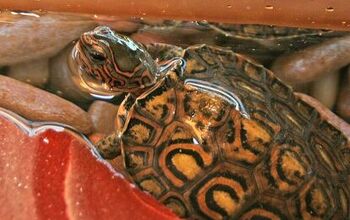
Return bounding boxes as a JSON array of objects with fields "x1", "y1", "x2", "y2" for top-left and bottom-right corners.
[{"x1": 96, "y1": 133, "x2": 121, "y2": 159}]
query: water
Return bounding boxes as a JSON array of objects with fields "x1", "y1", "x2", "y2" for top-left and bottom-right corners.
[
  {"x1": 1, "y1": 9, "x2": 350, "y2": 220},
  {"x1": 0, "y1": 9, "x2": 349, "y2": 120}
]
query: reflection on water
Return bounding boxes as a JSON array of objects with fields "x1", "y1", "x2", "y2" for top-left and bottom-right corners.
[{"x1": 184, "y1": 78, "x2": 249, "y2": 118}]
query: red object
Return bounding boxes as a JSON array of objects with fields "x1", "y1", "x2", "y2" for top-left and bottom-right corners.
[{"x1": 0, "y1": 109, "x2": 178, "y2": 220}]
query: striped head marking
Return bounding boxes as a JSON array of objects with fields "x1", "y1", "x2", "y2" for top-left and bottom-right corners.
[{"x1": 72, "y1": 26, "x2": 158, "y2": 93}]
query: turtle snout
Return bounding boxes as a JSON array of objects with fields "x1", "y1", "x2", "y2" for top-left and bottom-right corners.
[
  {"x1": 80, "y1": 32, "x2": 94, "y2": 46},
  {"x1": 93, "y1": 26, "x2": 114, "y2": 38}
]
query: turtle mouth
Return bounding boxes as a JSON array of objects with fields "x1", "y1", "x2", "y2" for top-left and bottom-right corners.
[
  {"x1": 71, "y1": 41, "x2": 91, "y2": 80},
  {"x1": 70, "y1": 42, "x2": 119, "y2": 97}
]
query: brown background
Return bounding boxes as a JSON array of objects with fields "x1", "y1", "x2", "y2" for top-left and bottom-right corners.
[{"x1": 0, "y1": 0, "x2": 350, "y2": 30}]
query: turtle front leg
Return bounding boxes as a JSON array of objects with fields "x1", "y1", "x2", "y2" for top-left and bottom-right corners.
[{"x1": 96, "y1": 132, "x2": 121, "y2": 159}]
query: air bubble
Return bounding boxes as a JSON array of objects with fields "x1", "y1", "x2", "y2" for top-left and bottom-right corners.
[
  {"x1": 227, "y1": 5, "x2": 232, "y2": 9},
  {"x1": 325, "y1": 7, "x2": 334, "y2": 12},
  {"x1": 265, "y1": 5, "x2": 274, "y2": 10}
]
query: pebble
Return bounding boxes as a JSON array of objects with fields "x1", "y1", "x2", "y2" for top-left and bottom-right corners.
[
  {"x1": 98, "y1": 20, "x2": 141, "y2": 33},
  {"x1": 295, "y1": 92, "x2": 350, "y2": 140},
  {"x1": 0, "y1": 75, "x2": 92, "y2": 134},
  {"x1": 336, "y1": 68, "x2": 350, "y2": 122},
  {"x1": 0, "y1": 11, "x2": 96, "y2": 66},
  {"x1": 310, "y1": 71, "x2": 339, "y2": 109},
  {"x1": 7, "y1": 58, "x2": 49, "y2": 88},
  {"x1": 92, "y1": 15, "x2": 142, "y2": 33},
  {"x1": 88, "y1": 101, "x2": 119, "y2": 135},
  {"x1": 271, "y1": 35, "x2": 350, "y2": 84}
]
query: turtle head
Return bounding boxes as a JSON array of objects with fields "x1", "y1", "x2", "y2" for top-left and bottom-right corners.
[{"x1": 71, "y1": 26, "x2": 158, "y2": 94}]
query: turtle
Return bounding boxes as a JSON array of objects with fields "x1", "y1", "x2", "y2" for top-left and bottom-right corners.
[{"x1": 71, "y1": 26, "x2": 350, "y2": 219}]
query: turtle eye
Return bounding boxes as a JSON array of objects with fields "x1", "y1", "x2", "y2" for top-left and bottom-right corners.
[{"x1": 90, "y1": 51, "x2": 106, "y2": 62}]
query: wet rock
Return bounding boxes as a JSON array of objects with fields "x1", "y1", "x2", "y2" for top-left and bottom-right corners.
[
  {"x1": 48, "y1": 45, "x2": 94, "y2": 105},
  {"x1": 88, "y1": 101, "x2": 119, "y2": 134},
  {"x1": 0, "y1": 11, "x2": 96, "y2": 66},
  {"x1": 336, "y1": 68, "x2": 350, "y2": 122},
  {"x1": 107, "y1": 20, "x2": 141, "y2": 33},
  {"x1": 131, "y1": 26, "x2": 216, "y2": 46},
  {"x1": 0, "y1": 75, "x2": 92, "y2": 134},
  {"x1": 310, "y1": 71, "x2": 339, "y2": 109},
  {"x1": 7, "y1": 58, "x2": 49, "y2": 88},
  {"x1": 295, "y1": 92, "x2": 350, "y2": 140},
  {"x1": 271, "y1": 35, "x2": 350, "y2": 84},
  {"x1": 96, "y1": 16, "x2": 142, "y2": 33}
]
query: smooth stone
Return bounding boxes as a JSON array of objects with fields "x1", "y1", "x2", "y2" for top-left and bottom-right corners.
[
  {"x1": 7, "y1": 58, "x2": 49, "y2": 88},
  {"x1": 336, "y1": 68, "x2": 350, "y2": 122},
  {"x1": 48, "y1": 45, "x2": 94, "y2": 105},
  {"x1": 310, "y1": 71, "x2": 339, "y2": 109},
  {"x1": 0, "y1": 75, "x2": 92, "y2": 134},
  {"x1": 96, "y1": 17, "x2": 142, "y2": 33},
  {"x1": 88, "y1": 101, "x2": 119, "y2": 135},
  {"x1": 271, "y1": 35, "x2": 350, "y2": 84},
  {"x1": 0, "y1": 11, "x2": 96, "y2": 66},
  {"x1": 295, "y1": 92, "x2": 350, "y2": 140}
]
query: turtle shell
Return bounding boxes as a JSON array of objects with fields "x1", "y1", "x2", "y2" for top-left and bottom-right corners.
[
  {"x1": 115, "y1": 44, "x2": 350, "y2": 219},
  {"x1": 211, "y1": 24, "x2": 348, "y2": 64}
]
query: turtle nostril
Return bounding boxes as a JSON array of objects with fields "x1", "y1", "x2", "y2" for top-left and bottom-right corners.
[{"x1": 95, "y1": 26, "x2": 111, "y2": 35}]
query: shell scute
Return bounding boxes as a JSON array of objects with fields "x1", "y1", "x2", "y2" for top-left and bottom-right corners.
[
  {"x1": 187, "y1": 163, "x2": 257, "y2": 219},
  {"x1": 217, "y1": 109, "x2": 279, "y2": 167},
  {"x1": 254, "y1": 141, "x2": 313, "y2": 196},
  {"x1": 155, "y1": 122, "x2": 217, "y2": 189},
  {"x1": 135, "y1": 77, "x2": 176, "y2": 125},
  {"x1": 288, "y1": 178, "x2": 337, "y2": 220},
  {"x1": 122, "y1": 113, "x2": 163, "y2": 146}
]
